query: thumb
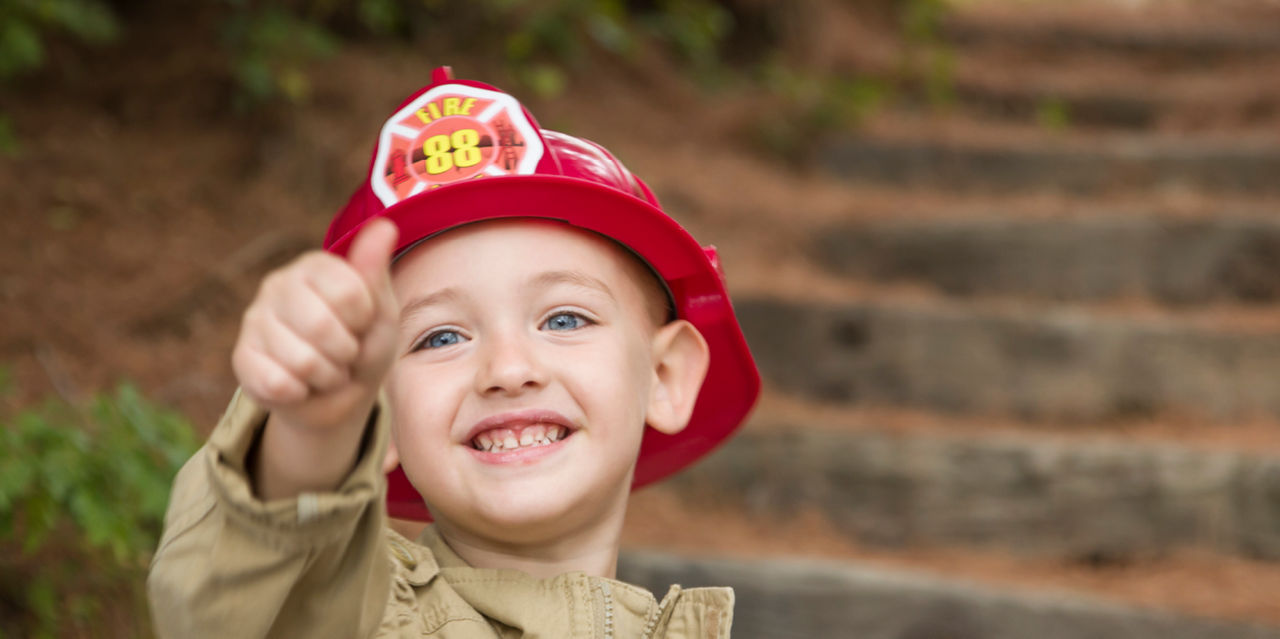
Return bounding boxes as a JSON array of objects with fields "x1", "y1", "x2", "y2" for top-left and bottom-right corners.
[
  {"x1": 346, "y1": 218, "x2": 399, "y2": 300},
  {"x1": 346, "y1": 219, "x2": 400, "y2": 385}
]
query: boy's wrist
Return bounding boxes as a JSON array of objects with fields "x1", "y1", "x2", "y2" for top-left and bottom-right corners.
[{"x1": 250, "y1": 391, "x2": 380, "y2": 501}]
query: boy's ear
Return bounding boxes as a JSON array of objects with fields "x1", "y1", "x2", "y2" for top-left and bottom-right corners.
[
  {"x1": 646, "y1": 319, "x2": 710, "y2": 435},
  {"x1": 382, "y1": 435, "x2": 401, "y2": 475}
]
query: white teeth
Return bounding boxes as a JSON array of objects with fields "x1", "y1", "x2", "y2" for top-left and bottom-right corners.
[{"x1": 471, "y1": 425, "x2": 570, "y2": 452}]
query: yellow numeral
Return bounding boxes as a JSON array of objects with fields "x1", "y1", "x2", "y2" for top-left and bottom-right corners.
[
  {"x1": 423, "y1": 129, "x2": 483, "y2": 175},
  {"x1": 452, "y1": 129, "x2": 481, "y2": 168},
  {"x1": 423, "y1": 134, "x2": 453, "y2": 174}
]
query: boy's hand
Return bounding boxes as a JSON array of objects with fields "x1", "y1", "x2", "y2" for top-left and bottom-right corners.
[{"x1": 232, "y1": 219, "x2": 400, "y2": 498}]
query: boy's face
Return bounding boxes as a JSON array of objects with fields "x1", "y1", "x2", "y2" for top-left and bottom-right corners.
[{"x1": 384, "y1": 218, "x2": 689, "y2": 544}]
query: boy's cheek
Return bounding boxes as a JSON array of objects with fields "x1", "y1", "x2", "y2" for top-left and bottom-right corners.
[{"x1": 385, "y1": 382, "x2": 440, "y2": 445}]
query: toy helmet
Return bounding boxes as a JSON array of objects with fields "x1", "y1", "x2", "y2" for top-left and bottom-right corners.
[{"x1": 324, "y1": 66, "x2": 759, "y2": 521}]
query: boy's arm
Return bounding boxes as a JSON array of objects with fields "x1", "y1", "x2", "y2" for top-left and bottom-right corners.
[
  {"x1": 148, "y1": 220, "x2": 402, "y2": 638},
  {"x1": 147, "y1": 390, "x2": 391, "y2": 639}
]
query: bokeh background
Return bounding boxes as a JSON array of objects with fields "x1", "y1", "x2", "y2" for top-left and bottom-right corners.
[{"x1": 3, "y1": 0, "x2": 1280, "y2": 637}]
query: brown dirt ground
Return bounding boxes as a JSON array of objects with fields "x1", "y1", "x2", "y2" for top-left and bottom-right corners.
[{"x1": 4, "y1": 0, "x2": 1280, "y2": 630}]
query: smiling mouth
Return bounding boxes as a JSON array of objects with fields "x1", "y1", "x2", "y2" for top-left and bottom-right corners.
[{"x1": 470, "y1": 423, "x2": 570, "y2": 452}]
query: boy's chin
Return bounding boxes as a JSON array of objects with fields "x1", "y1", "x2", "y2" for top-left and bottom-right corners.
[
  {"x1": 432, "y1": 485, "x2": 626, "y2": 545},
  {"x1": 454, "y1": 494, "x2": 588, "y2": 536}
]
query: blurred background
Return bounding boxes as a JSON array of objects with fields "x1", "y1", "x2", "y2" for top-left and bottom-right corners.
[{"x1": 3, "y1": 0, "x2": 1280, "y2": 637}]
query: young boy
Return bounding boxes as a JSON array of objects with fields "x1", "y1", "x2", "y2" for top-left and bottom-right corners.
[{"x1": 148, "y1": 66, "x2": 759, "y2": 638}]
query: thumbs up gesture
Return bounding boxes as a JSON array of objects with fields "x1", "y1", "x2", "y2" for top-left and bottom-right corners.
[{"x1": 231, "y1": 219, "x2": 401, "y2": 499}]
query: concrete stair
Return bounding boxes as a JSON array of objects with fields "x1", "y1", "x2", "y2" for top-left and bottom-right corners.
[
  {"x1": 618, "y1": 550, "x2": 1280, "y2": 639},
  {"x1": 738, "y1": 297, "x2": 1280, "y2": 420},
  {"x1": 673, "y1": 425, "x2": 1280, "y2": 561},
  {"x1": 941, "y1": 4, "x2": 1280, "y2": 59},
  {"x1": 624, "y1": 2, "x2": 1280, "y2": 635},
  {"x1": 818, "y1": 135, "x2": 1280, "y2": 194},
  {"x1": 810, "y1": 216, "x2": 1280, "y2": 304},
  {"x1": 937, "y1": 3, "x2": 1280, "y2": 131}
]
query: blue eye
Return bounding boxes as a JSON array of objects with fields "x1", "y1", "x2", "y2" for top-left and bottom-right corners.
[
  {"x1": 418, "y1": 330, "x2": 463, "y2": 350},
  {"x1": 542, "y1": 312, "x2": 588, "y2": 331}
]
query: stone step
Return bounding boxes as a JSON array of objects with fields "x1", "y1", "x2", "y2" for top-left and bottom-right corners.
[
  {"x1": 945, "y1": 74, "x2": 1279, "y2": 131},
  {"x1": 737, "y1": 297, "x2": 1280, "y2": 420},
  {"x1": 942, "y1": 5, "x2": 1280, "y2": 62},
  {"x1": 818, "y1": 134, "x2": 1280, "y2": 194},
  {"x1": 903, "y1": 33, "x2": 1280, "y2": 131},
  {"x1": 618, "y1": 550, "x2": 1280, "y2": 639},
  {"x1": 670, "y1": 426, "x2": 1280, "y2": 561},
  {"x1": 811, "y1": 215, "x2": 1280, "y2": 305},
  {"x1": 950, "y1": 81, "x2": 1160, "y2": 130},
  {"x1": 836, "y1": 1, "x2": 1280, "y2": 132},
  {"x1": 934, "y1": 0, "x2": 1280, "y2": 130}
]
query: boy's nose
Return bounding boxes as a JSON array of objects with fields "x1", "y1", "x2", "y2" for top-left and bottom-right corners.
[{"x1": 474, "y1": 331, "x2": 548, "y2": 397}]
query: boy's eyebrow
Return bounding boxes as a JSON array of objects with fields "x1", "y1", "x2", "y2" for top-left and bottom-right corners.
[
  {"x1": 398, "y1": 271, "x2": 614, "y2": 324},
  {"x1": 531, "y1": 270, "x2": 615, "y2": 299},
  {"x1": 399, "y1": 288, "x2": 461, "y2": 323}
]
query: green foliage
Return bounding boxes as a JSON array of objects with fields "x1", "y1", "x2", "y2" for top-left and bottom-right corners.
[
  {"x1": 0, "y1": 0, "x2": 119, "y2": 155},
  {"x1": 497, "y1": 0, "x2": 629, "y2": 98},
  {"x1": 1036, "y1": 96, "x2": 1071, "y2": 131},
  {"x1": 353, "y1": 0, "x2": 402, "y2": 35},
  {"x1": 750, "y1": 60, "x2": 890, "y2": 164},
  {"x1": 901, "y1": 0, "x2": 948, "y2": 47},
  {"x1": 0, "y1": 0, "x2": 119, "y2": 79},
  {"x1": 0, "y1": 113, "x2": 17, "y2": 155},
  {"x1": 480, "y1": 0, "x2": 734, "y2": 96},
  {"x1": 741, "y1": 0, "x2": 960, "y2": 165},
  {"x1": 0, "y1": 382, "x2": 198, "y2": 638},
  {"x1": 222, "y1": 4, "x2": 339, "y2": 108},
  {"x1": 0, "y1": 0, "x2": 737, "y2": 117},
  {"x1": 898, "y1": 0, "x2": 955, "y2": 107},
  {"x1": 200, "y1": 0, "x2": 736, "y2": 104},
  {"x1": 639, "y1": 0, "x2": 732, "y2": 79}
]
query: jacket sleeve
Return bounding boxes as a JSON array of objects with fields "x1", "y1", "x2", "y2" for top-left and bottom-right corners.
[{"x1": 147, "y1": 389, "x2": 392, "y2": 639}]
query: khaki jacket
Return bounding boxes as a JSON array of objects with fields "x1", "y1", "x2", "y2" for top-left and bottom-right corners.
[{"x1": 147, "y1": 391, "x2": 734, "y2": 638}]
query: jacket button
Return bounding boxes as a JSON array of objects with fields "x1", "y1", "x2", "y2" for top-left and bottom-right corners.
[{"x1": 389, "y1": 540, "x2": 417, "y2": 569}]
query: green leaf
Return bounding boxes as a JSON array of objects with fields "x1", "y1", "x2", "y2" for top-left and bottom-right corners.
[
  {"x1": 358, "y1": 0, "x2": 401, "y2": 34},
  {"x1": 505, "y1": 31, "x2": 535, "y2": 63},
  {"x1": 1037, "y1": 97, "x2": 1071, "y2": 131},
  {"x1": 0, "y1": 114, "x2": 18, "y2": 156},
  {"x1": 0, "y1": 456, "x2": 35, "y2": 511},
  {"x1": 278, "y1": 67, "x2": 311, "y2": 103},
  {"x1": 48, "y1": 0, "x2": 120, "y2": 43},
  {"x1": 519, "y1": 63, "x2": 567, "y2": 99},
  {"x1": 586, "y1": 13, "x2": 633, "y2": 56},
  {"x1": 27, "y1": 574, "x2": 58, "y2": 638},
  {"x1": 0, "y1": 18, "x2": 45, "y2": 77},
  {"x1": 236, "y1": 57, "x2": 274, "y2": 100},
  {"x1": 22, "y1": 494, "x2": 55, "y2": 553}
]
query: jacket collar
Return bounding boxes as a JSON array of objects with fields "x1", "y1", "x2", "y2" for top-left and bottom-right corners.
[{"x1": 392, "y1": 525, "x2": 733, "y2": 637}]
